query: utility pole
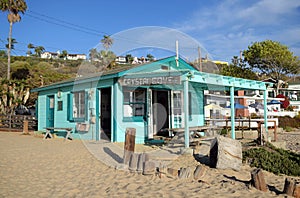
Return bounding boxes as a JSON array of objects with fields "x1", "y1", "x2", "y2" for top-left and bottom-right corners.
[
  {"x1": 198, "y1": 46, "x2": 202, "y2": 72},
  {"x1": 175, "y1": 40, "x2": 179, "y2": 66}
]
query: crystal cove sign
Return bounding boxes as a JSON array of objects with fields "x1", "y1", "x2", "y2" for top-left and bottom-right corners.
[{"x1": 119, "y1": 76, "x2": 181, "y2": 86}]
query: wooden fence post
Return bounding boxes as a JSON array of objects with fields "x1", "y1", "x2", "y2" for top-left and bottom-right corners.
[
  {"x1": 283, "y1": 177, "x2": 300, "y2": 198},
  {"x1": 251, "y1": 168, "x2": 268, "y2": 192},
  {"x1": 123, "y1": 128, "x2": 136, "y2": 165},
  {"x1": 23, "y1": 120, "x2": 29, "y2": 134}
]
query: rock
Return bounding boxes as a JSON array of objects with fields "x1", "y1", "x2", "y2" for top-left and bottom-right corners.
[
  {"x1": 178, "y1": 167, "x2": 191, "y2": 179},
  {"x1": 193, "y1": 165, "x2": 207, "y2": 180},
  {"x1": 143, "y1": 161, "x2": 156, "y2": 175},
  {"x1": 209, "y1": 136, "x2": 242, "y2": 171}
]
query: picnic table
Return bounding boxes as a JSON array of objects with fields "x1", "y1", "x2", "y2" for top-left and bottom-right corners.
[
  {"x1": 44, "y1": 127, "x2": 73, "y2": 141},
  {"x1": 168, "y1": 125, "x2": 218, "y2": 137}
]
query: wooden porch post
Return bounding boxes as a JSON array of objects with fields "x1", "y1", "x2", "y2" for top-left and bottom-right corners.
[
  {"x1": 183, "y1": 80, "x2": 189, "y2": 148},
  {"x1": 230, "y1": 86, "x2": 235, "y2": 139},
  {"x1": 263, "y1": 89, "x2": 268, "y2": 138}
]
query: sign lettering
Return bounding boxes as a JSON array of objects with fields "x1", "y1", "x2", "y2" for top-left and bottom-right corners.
[{"x1": 119, "y1": 76, "x2": 181, "y2": 86}]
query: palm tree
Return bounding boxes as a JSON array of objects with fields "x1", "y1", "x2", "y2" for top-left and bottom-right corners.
[
  {"x1": 89, "y1": 48, "x2": 98, "y2": 61},
  {"x1": 146, "y1": 54, "x2": 155, "y2": 61},
  {"x1": 101, "y1": 35, "x2": 113, "y2": 51},
  {"x1": 27, "y1": 43, "x2": 34, "y2": 56},
  {"x1": 5, "y1": 37, "x2": 17, "y2": 50},
  {"x1": 34, "y1": 46, "x2": 45, "y2": 57},
  {"x1": 0, "y1": 0, "x2": 27, "y2": 80}
]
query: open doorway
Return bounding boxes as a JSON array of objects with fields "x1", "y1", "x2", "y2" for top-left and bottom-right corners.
[
  {"x1": 152, "y1": 90, "x2": 169, "y2": 136},
  {"x1": 100, "y1": 87, "x2": 111, "y2": 140}
]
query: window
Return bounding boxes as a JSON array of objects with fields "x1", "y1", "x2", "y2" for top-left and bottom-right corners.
[
  {"x1": 57, "y1": 101, "x2": 63, "y2": 111},
  {"x1": 123, "y1": 89, "x2": 146, "y2": 118},
  {"x1": 172, "y1": 91, "x2": 192, "y2": 116},
  {"x1": 73, "y1": 91, "x2": 86, "y2": 118},
  {"x1": 172, "y1": 91, "x2": 192, "y2": 128},
  {"x1": 67, "y1": 91, "x2": 87, "y2": 122}
]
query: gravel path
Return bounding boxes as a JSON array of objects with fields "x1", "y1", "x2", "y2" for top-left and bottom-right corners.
[{"x1": 277, "y1": 131, "x2": 300, "y2": 154}]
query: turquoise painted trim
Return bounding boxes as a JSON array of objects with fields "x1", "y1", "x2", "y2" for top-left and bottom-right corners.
[
  {"x1": 31, "y1": 73, "x2": 119, "y2": 93},
  {"x1": 123, "y1": 117, "x2": 144, "y2": 122},
  {"x1": 67, "y1": 93, "x2": 73, "y2": 121},
  {"x1": 118, "y1": 57, "x2": 196, "y2": 77},
  {"x1": 183, "y1": 80, "x2": 189, "y2": 148},
  {"x1": 190, "y1": 72, "x2": 271, "y2": 90},
  {"x1": 46, "y1": 95, "x2": 54, "y2": 128},
  {"x1": 112, "y1": 80, "x2": 119, "y2": 142},
  {"x1": 95, "y1": 88, "x2": 100, "y2": 141},
  {"x1": 230, "y1": 86, "x2": 235, "y2": 139},
  {"x1": 35, "y1": 99, "x2": 38, "y2": 118},
  {"x1": 263, "y1": 90, "x2": 268, "y2": 137}
]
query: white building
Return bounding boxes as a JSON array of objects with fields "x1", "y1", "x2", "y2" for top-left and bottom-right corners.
[
  {"x1": 67, "y1": 54, "x2": 86, "y2": 60},
  {"x1": 41, "y1": 51, "x2": 86, "y2": 60},
  {"x1": 40, "y1": 51, "x2": 59, "y2": 59}
]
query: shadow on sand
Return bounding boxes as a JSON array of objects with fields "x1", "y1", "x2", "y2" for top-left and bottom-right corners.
[{"x1": 103, "y1": 146, "x2": 123, "y2": 163}]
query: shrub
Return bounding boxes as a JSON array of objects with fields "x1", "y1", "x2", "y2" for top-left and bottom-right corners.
[
  {"x1": 278, "y1": 116, "x2": 300, "y2": 128},
  {"x1": 243, "y1": 143, "x2": 300, "y2": 176},
  {"x1": 284, "y1": 126, "x2": 293, "y2": 132}
]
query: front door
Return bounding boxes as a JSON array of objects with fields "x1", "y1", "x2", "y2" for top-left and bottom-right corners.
[
  {"x1": 152, "y1": 90, "x2": 169, "y2": 135},
  {"x1": 100, "y1": 88, "x2": 111, "y2": 140},
  {"x1": 46, "y1": 95, "x2": 55, "y2": 128}
]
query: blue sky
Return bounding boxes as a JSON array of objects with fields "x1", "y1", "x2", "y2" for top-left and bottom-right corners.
[{"x1": 0, "y1": 0, "x2": 300, "y2": 62}]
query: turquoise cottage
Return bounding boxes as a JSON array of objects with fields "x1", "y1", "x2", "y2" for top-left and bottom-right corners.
[{"x1": 32, "y1": 56, "x2": 271, "y2": 146}]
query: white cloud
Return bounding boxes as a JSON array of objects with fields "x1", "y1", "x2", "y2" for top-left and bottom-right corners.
[
  {"x1": 238, "y1": 0, "x2": 300, "y2": 25},
  {"x1": 174, "y1": 0, "x2": 300, "y2": 61}
]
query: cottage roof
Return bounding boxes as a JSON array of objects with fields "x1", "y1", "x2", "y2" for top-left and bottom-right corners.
[{"x1": 31, "y1": 56, "x2": 271, "y2": 92}]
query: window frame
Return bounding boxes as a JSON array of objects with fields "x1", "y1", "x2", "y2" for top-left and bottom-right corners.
[
  {"x1": 123, "y1": 88, "x2": 146, "y2": 122},
  {"x1": 67, "y1": 91, "x2": 88, "y2": 122}
]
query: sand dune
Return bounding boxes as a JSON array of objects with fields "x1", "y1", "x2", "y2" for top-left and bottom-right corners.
[{"x1": 0, "y1": 132, "x2": 296, "y2": 197}]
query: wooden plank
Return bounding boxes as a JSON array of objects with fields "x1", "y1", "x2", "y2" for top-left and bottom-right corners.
[
  {"x1": 251, "y1": 169, "x2": 268, "y2": 192},
  {"x1": 283, "y1": 177, "x2": 300, "y2": 198},
  {"x1": 123, "y1": 128, "x2": 136, "y2": 165}
]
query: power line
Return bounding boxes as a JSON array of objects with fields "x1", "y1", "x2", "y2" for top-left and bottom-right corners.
[
  {"x1": 19, "y1": 10, "x2": 204, "y2": 57},
  {"x1": 26, "y1": 13, "x2": 103, "y2": 37},
  {"x1": 25, "y1": 10, "x2": 187, "y2": 50},
  {"x1": 28, "y1": 10, "x2": 108, "y2": 36}
]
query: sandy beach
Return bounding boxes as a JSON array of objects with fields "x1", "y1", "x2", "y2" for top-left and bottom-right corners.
[{"x1": 0, "y1": 132, "x2": 298, "y2": 198}]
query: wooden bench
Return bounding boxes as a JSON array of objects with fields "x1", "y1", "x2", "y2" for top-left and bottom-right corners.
[{"x1": 44, "y1": 127, "x2": 73, "y2": 141}]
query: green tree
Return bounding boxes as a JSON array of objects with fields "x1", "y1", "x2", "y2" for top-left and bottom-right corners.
[
  {"x1": 34, "y1": 46, "x2": 45, "y2": 57},
  {"x1": 243, "y1": 40, "x2": 300, "y2": 94},
  {"x1": 146, "y1": 53, "x2": 155, "y2": 61},
  {"x1": 60, "y1": 50, "x2": 68, "y2": 59},
  {"x1": 89, "y1": 48, "x2": 98, "y2": 61},
  {"x1": 26, "y1": 43, "x2": 34, "y2": 56},
  {"x1": 221, "y1": 56, "x2": 258, "y2": 80},
  {"x1": 99, "y1": 50, "x2": 116, "y2": 68},
  {"x1": 125, "y1": 54, "x2": 133, "y2": 63},
  {"x1": 0, "y1": 0, "x2": 27, "y2": 80},
  {"x1": 101, "y1": 35, "x2": 113, "y2": 51},
  {"x1": 0, "y1": 50, "x2": 7, "y2": 57},
  {"x1": 5, "y1": 37, "x2": 17, "y2": 50}
]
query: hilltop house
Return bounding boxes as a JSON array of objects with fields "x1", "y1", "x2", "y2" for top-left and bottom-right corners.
[
  {"x1": 32, "y1": 56, "x2": 270, "y2": 146},
  {"x1": 41, "y1": 51, "x2": 86, "y2": 60}
]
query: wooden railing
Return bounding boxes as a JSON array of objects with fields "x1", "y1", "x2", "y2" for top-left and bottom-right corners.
[{"x1": 0, "y1": 114, "x2": 37, "y2": 131}]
